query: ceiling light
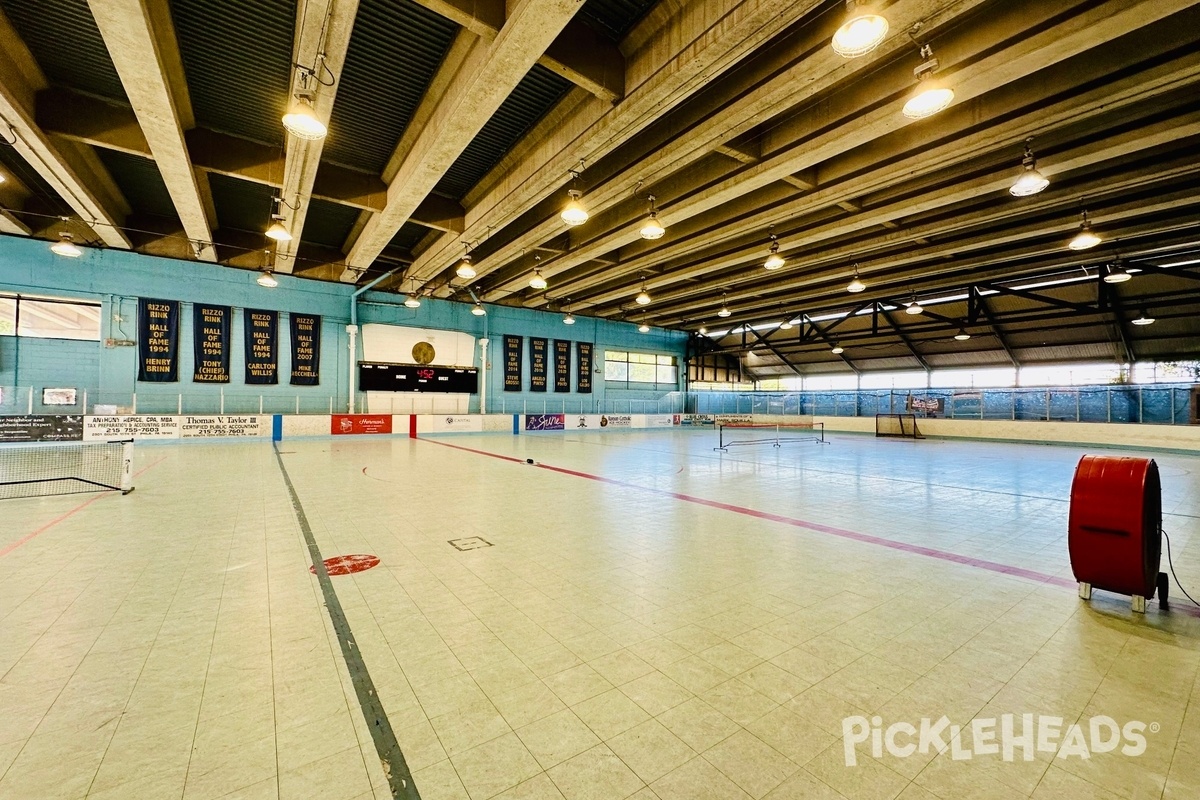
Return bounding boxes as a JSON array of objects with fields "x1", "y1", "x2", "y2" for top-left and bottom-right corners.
[
  {"x1": 635, "y1": 278, "x2": 651, "y2": 305},
  {"x1": 902, "y1": 46, "x2": 954, "y2": 120},
  {"x1": 1009, "y1": 140, "x2": 1049, "y2": 197},
  {"x1": 0, "y1": 172, "x2": 6, "y2": 184},
  {"x1": 954, "y1": 328, "x2": 971, "y2": 341},
  {"x1": 455, "y1": 255, "x2": 476, "y2": 280},
  {"x1": 265, "y1": 218, "x2": 292, "y2": 242},
  {"x1": 404, "y1": 293, "x2": 421, "y2": 309},
  {"x1": 1103, "y1": 261, "x2": 1131, "y2": 284},
  {"x1": 561, "y1": 189, "x2": 588, "y2": 226},
  {"x1": 698, "y1": 326, "x2": 707, "y2": 335},
  {"x1": 717, "y1": 293, "x2": 732, "y2": 318},
  {"x1": 831, "y1": 0, "x2": 888, "y2": 58},
  {"x1": 282, "y1": 94, "x2": 327, "y2": 140},
  {"x1": 906, "y1": 297, "x2": 924, "y2": 315},
  {"x1": 1132, "y1": 310, "x2": 1155, "y2": 326},
  {"x1": 529, "y1": 268, "x2": 547, "y2": 290},
  {"x1": 764, "y1": 234, "x2": 785, "y2": 270},
  {"x1": 256, "y1": 270, "x2": 279, "y2": 288},
  {"x1": 471, "y1": 302, "x2": 486, "y2": 316},
  {"x1": 638, "y1": 323, "x2": 650, "y2": 333},
  {"x1": 50, "y1": 232, "x2": 82, "y2": 258},
  {"x1": 831, "y1": 343, "x2": 845, "y2": 354},
  {"x1": 847, "y1": 263, "x2": 865, "y2": 293},
  {"x1": 639, "y1": 195, "x2": 665, "y2": 240},
  {"x1": 779, "y1": 319, "x2": 793, "y2": 330},
  {"x1": 563, "y1": 312, "x2": 575, "y2": 325},
  {"x1": 1069, "y1": 211, "x2": 1101, "y2": 250}
]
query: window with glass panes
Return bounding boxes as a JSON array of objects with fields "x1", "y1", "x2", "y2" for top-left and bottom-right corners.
[{"x1": 604, "y1": 351, "x2": 678, "y2": 388}]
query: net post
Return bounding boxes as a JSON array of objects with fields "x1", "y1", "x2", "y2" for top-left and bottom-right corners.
[{"x1": 120, "y1": 440, "x2": 134, "y2": 494}]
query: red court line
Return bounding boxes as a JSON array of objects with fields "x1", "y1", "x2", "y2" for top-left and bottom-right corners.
[
  {"x1": 422, "y1": 438, "x2": 1083, "y2": 591},
  {"x1": 0, "y1": 455, "x2": 168, "y2": 559}
]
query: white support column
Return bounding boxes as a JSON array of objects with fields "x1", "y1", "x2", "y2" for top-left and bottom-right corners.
[
  {"x1": 346, "y1": 324, "x2": 359, "y2": 413},
  {"x1": 478, "y1": 337, "x2": 489, "y2": 415}
]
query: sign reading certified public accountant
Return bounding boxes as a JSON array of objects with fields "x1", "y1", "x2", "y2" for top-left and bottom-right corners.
[{"x1": 138, "y1": 298, "x2": 179, "y2": 382}]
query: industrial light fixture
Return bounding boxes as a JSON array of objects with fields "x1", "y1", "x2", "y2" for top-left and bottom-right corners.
[
  {"x1": 0, "y1": 172, "x2": 6, "y2": 184},
  {"x1": 529, "y1": 260, "x2": 548, "y2": 290},
  {"x1": 831, "y1": 343, "x2": 845, "y2": 354},
  {"x1": 265, "y1": 220, "x2": 291, "y2": 242},
  {"x1": 906, "y1": 295, "x2": 924, "y2": 315},
  {"x1": 635, "y1": 278, "x2": 651, "y2": 305},
  {"x1": 831, "y1": 0, "x2": 889, "y2": 58},
  {"x1": 717, "y1": 293, "x2": 732, "y2": 317},
  {"x1": 282, "y1": 93, "x2": 327, "y2": 140},
  {"x1": 902, "y1": 45, "x2": 954, "y2": 120},
  {"x1": 563, "y1": 311, "x2": 575, "y2": 325},
  {"x1": 50, "y1": 232, "x2": 82, "y2": 258},
  {"x1": 560, "y1": 167, "x2": 588, "y2": 226},
  {"x1": 698, "y1": 325, "x2": 708, "y2": 335},
  {"x1": 764, "y1": 234, "x2": 785, "y2": 270},
  {"x1": 638, "y1": 322, "x2": 650, "y2": 333},
  {"x1": 639, "y1": 195, "x2": 665, "y2": 240},
  {"x1": 954, "y1": 327, "x2": 971, "y2": 341},
  {"x1": 1009, "y1": 139, "x2": 1049, "y2": 197},
  {"x1": 455, "y1": 243, "x2": 476, "y2": 280},
  {"x1": 403, "y1": 278, "x2": 422, "y2": 309},
  {"x1": 1068, "y1": 211, "x2": 1102, "y2": 250},
  {"x1": 1132, "y1": 310, "x2": 1155, "y2": 326},
  {"x1": 1103, "y1": 260, "x2": 1131, "y2": 284},
  {"x1": 471, "y1": 301, "x2": 486, "y2": 316},
  {"x1": 847, "y1": 263, "x2": 866, "y2": 293},
  {"x1": 779, "y1": 318, "x2": 793, "y2": 331},
  {"x1": 256, "y1": 270, "x2": 279, "y2": 288}
]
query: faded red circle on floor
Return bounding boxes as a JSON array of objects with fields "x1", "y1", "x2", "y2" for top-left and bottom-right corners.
[{"x1": 311, "y1": 554, "x2": 380, "y2": 576}]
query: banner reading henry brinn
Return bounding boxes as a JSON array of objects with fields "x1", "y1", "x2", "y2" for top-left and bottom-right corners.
[{"x1": 138, "y1": 298, "x2": 179, "y2": 382}]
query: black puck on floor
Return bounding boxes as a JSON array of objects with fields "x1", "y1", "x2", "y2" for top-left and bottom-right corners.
[{"x1": 526, "y1": 458, "x2": 534, "y2": 464}]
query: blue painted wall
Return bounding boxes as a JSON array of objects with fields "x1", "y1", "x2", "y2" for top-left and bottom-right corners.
[{"x1": 0, "y1": 235, "x2": 688, "y2": 413}]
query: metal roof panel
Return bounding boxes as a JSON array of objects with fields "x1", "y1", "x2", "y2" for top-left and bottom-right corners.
[{"x1": 0, "y1": 0, "x2": 126, "y2": 101}]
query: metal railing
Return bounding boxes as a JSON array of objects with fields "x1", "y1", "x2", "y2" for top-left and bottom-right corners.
[{"x1": 688, "y1": 384, "x2": 1195, "y2": 425}]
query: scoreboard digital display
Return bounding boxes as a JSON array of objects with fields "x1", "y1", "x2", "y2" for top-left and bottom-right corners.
[{"x1": 358, "y1": 362, "x2": 478, "y2": 393}]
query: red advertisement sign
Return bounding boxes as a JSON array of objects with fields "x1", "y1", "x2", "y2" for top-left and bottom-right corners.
[{"x1": 331, "y1": 414, "x2": 393, "y2": 435}]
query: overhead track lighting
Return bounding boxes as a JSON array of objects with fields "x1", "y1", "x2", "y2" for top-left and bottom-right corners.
[
  {"x1": 1009, "y1": 139, "x2": 1049, "y2": 197},
  {"x1": 560, "y1": 167, "x2": 588, "y2": 226},
  {"x1": 1132, "y1": 310, "x2": 1155, "y2": 326},
  {"x1": 831, "y1": 343, "x2": 845, "y2": 354},
  {"x1": 639, "y1": 195, "x2": 665, "y2": 240},
  {"x1": 847, "y1": 263, "x2": 865, "y2": 293},
  {"x1": 954, "y1": 328, "x2": 971, "y2": 341},
  {"x1": 717, "y1": 293, "x2": 732, "y2": 318},
  {"x1": 1068, "y1": 211, "x2": 1102, "y2": 251},
  {"x1": 256, "y1": 270, "x2": 279, "y2": 288},
  {"x1": 1103, "y1": 260, "x2": 1131, "y2": 284},
  {"x1": 471, "y1": 302, "x2": 486, "y2": 316},
  {"x1": 906, "y1": 295, "x2": 924, "y2": 315},
  {"x1": 902, "y1": 45, "x2": 954, "y2": 120},
  {"x1": 282, "y1": 93, "x2": 327, "y2": 140},
  {"x1": 763, "y1": 234, "x2": 785, "y2": 270},
  {"x1": 635, "y1": 278, "x2": 651, "y2": 306},
  {"x1": 831, "y1": 0, "x2": 889, "y2": 58},
  {"x1": 50, "y1": 232, "x2": 82, "y2": 258}
]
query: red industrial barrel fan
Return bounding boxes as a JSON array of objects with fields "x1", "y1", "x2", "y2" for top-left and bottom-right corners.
[{"x1": 1068, "y1": 455, "x2": 1167, "y2": 613}]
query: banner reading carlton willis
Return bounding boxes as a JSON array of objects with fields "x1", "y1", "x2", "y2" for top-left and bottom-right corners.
[
  {"x1": 576, "y1": 341, "x2": 593, "y2": 394},
  {"x1": 503, "y1": 335, "x2": 522, "y2": 391},
  {"x1": 553, "y1": 340, "x2": 571, "y2": 393},
  {"x1": 192, "y1": 304, "x2": 231, "y2": 383},
  {"x1": 137, "y1": 298, "x2": 179, "y2": 381},
  {"x1": 529, "y1": 337, "x2": 548, "y2": 392},
  {"x1": 289, "y1": 313, "x2": 321, "y2": 386},
  {"x1": 244, "y1": 309, "x2": 278, "y2": 384}
]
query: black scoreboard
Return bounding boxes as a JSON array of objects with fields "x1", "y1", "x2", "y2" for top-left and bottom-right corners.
[{"x1": 359, "y1": 362, "x2": 478, "y2": 393}]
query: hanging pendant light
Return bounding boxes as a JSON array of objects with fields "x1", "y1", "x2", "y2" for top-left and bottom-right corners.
[
  {"x1": 455, "y1": 243, "x2": 476, "y2": 280},
  {"x1": 717, "y1": 292, "x2": 732, "y2": 318},
  {"x1": 1132, "y1": 309, "x2": 1155, "y2": 326},
  {"x1": 635, "y1": 278, "x2": 651, "y2": 306},
  {"x1": 954, "y1": 328, "x2": 971, "y2": 341},
  {"x1": 1009, "y1": 139, "x2": 1049, "y2": 197},
  {"x1": 1103, "y1": 260, "x2": 1131, "y2": 284},
  {"x1": 638, "y1": 322, "x2": 650, "y2": 333},
  {"x1": 403, "y1": 278, "x2": 421, "y2": 308},
  {"x1": 779, "y1": 318, "x2": 793, "y2": 331},
  {"x1": 847, "y1": 263, "x2": 866, "y2": 293},
  {"x1": 471, "y1": 302, "x2": 486, "y2": 316},
  {"x1": 831, "y1": 343, "x2": 845, "y2": 354},
  {"x1": 1068, "y1": 211, "x2": 1101, "y2": 251},
  {"x1": 282, "y1": 94, "x2": 327, "y2": 140},
  {"x1": 639, "y1": 195, "x2": 665, "y2": 240},
  {"x1": 265, "y1": 220, "x2": 291, "y2": 242},
  {"x1": 529, "y1": 268, "x2": 547, "y2": 290},
  {"x1": 698, "y1": 325, "x2": 708, "y2": 336},
  {"x1": 50, "y1": 232, "x2": 82, "y2": 258},
  {"x1": 563, "y1": 311, "x2": 576, "y2": 325},
  {"x1": 906, "y1": 295, "x2": 924, "y2": 315},
  {"x1": 560, "y1": 167, "x2": 588, "y2": 226},
  {"x1": 902, "y1": 45, "x2": 954, "y2": 120},
  {"x1": 256, "y1": 270, "x2": 279, "y2": 288},
  {"x1": 831, "y1": 0, "x2": 889, "y2": 58},
  {"x1": 763, "y1": 234, "x2": 785, "y2": 270}
]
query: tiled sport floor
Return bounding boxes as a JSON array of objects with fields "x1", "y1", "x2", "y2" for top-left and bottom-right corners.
[{"x1": 3, "y1": 430, "x2": 1200, "y2": 800}]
